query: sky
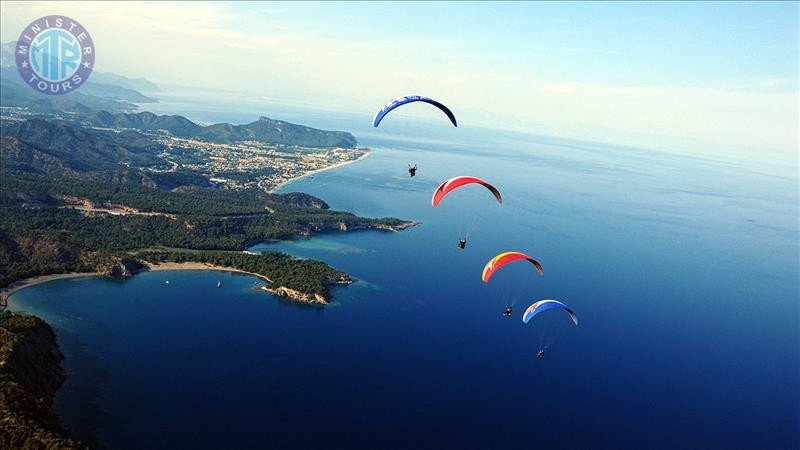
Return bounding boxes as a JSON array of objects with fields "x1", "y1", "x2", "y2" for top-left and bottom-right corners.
[{"x1": 1, "y1": 1, "x2": 798, "y2": 159}]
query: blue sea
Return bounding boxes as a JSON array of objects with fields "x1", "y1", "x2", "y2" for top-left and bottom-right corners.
[{"x1": 10, "y1": 94, "x2": 800, "y2": 449}]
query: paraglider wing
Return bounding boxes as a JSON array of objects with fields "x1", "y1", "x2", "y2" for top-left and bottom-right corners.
[
  {"x1": 522, "y1": 300, "x2": 578, "y2": 325},
  {"x1": 481, "y1": 252, "x2": 543, "y2": 283},
  {"x1": 373, "y1": 95, "x2": 457, "y2": 127},
  {"x1": 431, "y1": 176, "x2": 502, "y2": 207}
]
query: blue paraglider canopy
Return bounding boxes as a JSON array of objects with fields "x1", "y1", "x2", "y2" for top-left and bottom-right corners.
[
  {"x1": 522, "y1": 300, "x2": 578, "y2": 326},
  {"x1": 373, "y1": 95, "x2": 457, "y2": 127}
]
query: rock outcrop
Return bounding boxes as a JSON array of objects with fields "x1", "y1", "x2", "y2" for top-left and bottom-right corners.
[
  {"x1": 264, "y1": 274, "x2": 352, "y2": 305},
  {"x1": 0, "y1": 311, "x2": 84, "y2": 449},
  {"x1": 99, "y1": 257, "x2": 145, "y2": 278},
  {"x1": 265, "y1": 286, "x2": 328, "y2": 305}
]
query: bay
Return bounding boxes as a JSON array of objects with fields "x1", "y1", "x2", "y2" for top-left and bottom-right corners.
[{"x1": 10, "y1": 96, "x2": 799, "y2": 449}]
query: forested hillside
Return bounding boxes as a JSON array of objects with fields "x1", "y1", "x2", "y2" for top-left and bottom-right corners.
[{"x1": 0, "y1": 117, "x2": 410, "y2": 300}]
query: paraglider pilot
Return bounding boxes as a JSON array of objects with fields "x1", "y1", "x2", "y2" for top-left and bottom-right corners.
[
  {"x1": 408, "y1": 164, "x2": 417, "y2": 177},
  {"x1": 457, "y1": 238, "x2": 467, "y2": 249}
]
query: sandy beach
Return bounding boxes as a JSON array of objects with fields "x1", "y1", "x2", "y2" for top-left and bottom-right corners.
[
  {"x1": 1, "y1": 273, "x2": 102, "y2": 303},
  {"x1": 1, "y1": 262, "x2": 271, "y2": 307},
  {"x1": 268, "y1": 150, "x2": 371, "y2": 193},
  {"x1": 0, "y1": 150, "x2": 370, "y2": 308},
  {"x1": 144, "y1": 262, "x2": 272, "y2": 282}
]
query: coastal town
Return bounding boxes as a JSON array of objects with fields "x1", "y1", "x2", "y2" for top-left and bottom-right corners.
[
  {"x1": 151, "y1": 135, "x2": 370, "y2": 192},
  {"x1": 1, "y1": 105, "x2": 370, "y2": 192}
]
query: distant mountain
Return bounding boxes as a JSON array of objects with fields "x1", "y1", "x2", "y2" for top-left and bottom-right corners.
[
  {"x1": 1, "y1": 42, "x2": 157, "y2": 107},
  {"x1": 24, "y1": 97, "x2": 94, "y2": 114},
  {"x1": 85, "y1": 112, "x2": 358, "y2": 148},
  {"x1": 83, "y1": 80, "x2": 157, "y2": 103},
  {"x1": 90, "y1": 110, "x2": 202, "y2": 135},
  {"x1": 0, "y1": 68, "x2": 148, "y2": 112},
  {"x1": 2, "y1": 41, "x2": 159, "y2": 93},
  {"x1": 0, "y1": 42, "x2": 353, "y2": 148},
  {"x1": 90, "y1": 71, "x2": 160, "y2": 93},
  {"x1": 200, "y1": 116, "x2": 358, "y2": 147}
]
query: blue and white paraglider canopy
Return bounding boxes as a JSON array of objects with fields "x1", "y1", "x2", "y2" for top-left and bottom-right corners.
[
  {"x1": 373, "y1": 95, "x2": 457, "y2": 127},
  {"x1": 522, "y1": 300, "x2": 578, "y2": 326}
]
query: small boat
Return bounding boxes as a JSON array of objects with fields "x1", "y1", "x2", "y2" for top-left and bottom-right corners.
[{"x1": 217, "y1": 281, "x2": 222, "y2": 288}]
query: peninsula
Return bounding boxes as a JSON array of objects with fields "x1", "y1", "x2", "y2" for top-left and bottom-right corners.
[{"x1": 0, "y1": 107, "x2": 414, "y2": 306}]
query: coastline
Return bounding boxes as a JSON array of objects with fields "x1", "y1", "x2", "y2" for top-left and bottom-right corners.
[
  {"x1": 1, "y1": 262, "x2": 341, "y2": 308},
  {"x1": 1, "y1": 273, "x2": 101, "y2": 303},
  {"x1": 147, "y1": 262, "x2": 332, "y2": 304},
  {"x1": 268, "y1": 149, "x2": 371, "y2": 193},
  {"x1": 144, "y1": 261, "x2": 273, "y2": 283},
  {"x1": 0, "y1": 312, "x2": 84, "y2": 448},
  {"x1": 1, "y1": 263, "x2": 272, "y2": 306}
]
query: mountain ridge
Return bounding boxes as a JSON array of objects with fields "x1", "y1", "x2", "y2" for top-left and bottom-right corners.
[
  {"x1": 85, "y1": 111, "x2": 358, "y2": 147},
  {"x1": 1, "y1": 40, "x2": 160, "y2": 94}
]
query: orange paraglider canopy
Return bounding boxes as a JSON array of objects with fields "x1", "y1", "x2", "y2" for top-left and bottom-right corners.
[{"x1": 481, "y1": 252, "x2": 543, "y2": 283}]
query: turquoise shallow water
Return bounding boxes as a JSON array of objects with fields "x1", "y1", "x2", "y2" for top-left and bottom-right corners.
[{"x1": 10, "y1": 105, "x2": 799, "y2": 449}]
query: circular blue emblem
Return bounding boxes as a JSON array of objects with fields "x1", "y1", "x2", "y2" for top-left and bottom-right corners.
[{"x1": 15, "y1": 15, "x2": 95, "y2": 95}]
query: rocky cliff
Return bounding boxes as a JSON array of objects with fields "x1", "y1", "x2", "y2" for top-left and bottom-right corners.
[
  {"x1": 0, "y1": 311, "x2": 84, "y2": 449},
  {"x1": 264, "y1": 286, "x2": 328, "y2": 305}
]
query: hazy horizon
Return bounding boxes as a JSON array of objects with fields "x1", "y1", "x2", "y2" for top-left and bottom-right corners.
[{"x1": 1, "y1": 1, "x2": 797, "y2": 161}]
